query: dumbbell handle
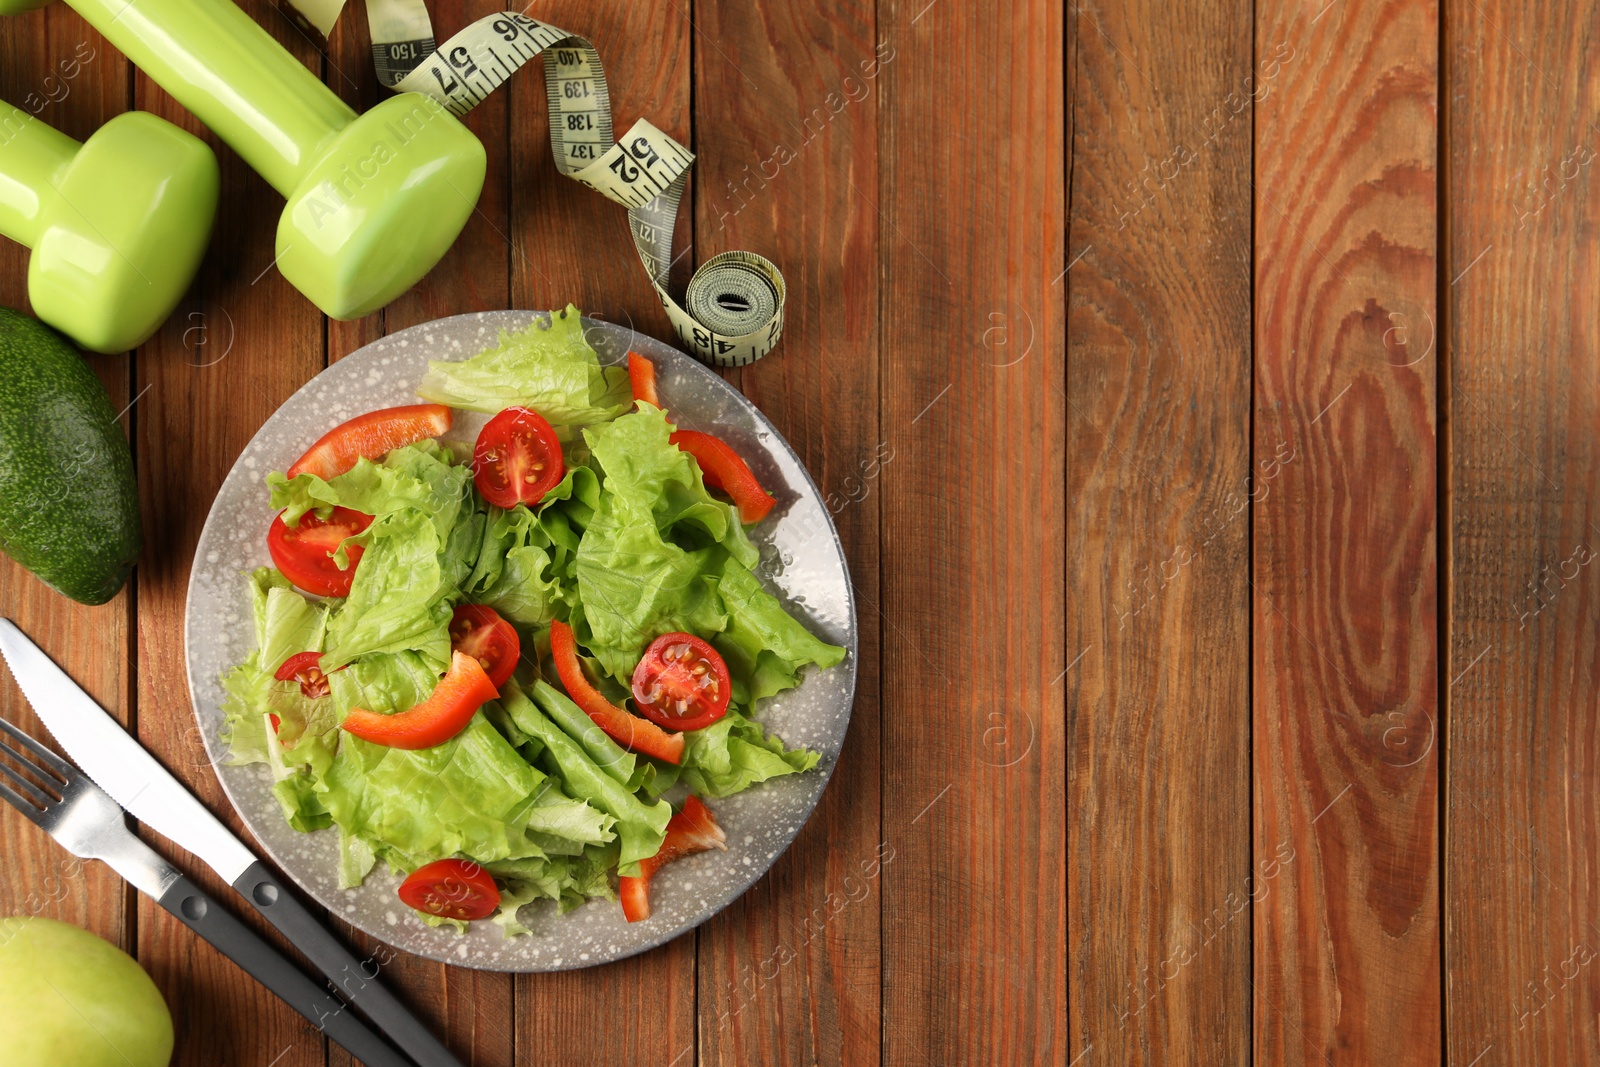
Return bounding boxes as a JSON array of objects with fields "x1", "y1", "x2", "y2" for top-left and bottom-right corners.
[
  {"x1": 68, "y1": 0, "x2": 358, "y2": 196},
  {"x1": 0, "y1": 104, "x2": 78, "y2": 245}
]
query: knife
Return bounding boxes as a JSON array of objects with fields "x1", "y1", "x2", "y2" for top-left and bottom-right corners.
[{"x1": 0, "y1": 618, "x2": 465, "y2": 1067}]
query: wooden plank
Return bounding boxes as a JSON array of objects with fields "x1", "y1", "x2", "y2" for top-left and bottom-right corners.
[
  {"x1": 507, "y1": 0, "x2": 689, "y2": 344},
  {"x1": 131, "y1": 3, "x2": 329, "y2": 1063},
  {"x1": 507, "y1": 4, "x2": 697, "y2": 1064},
  {"x1": 1445, "y1": 1, "x2": 1600, "y2": 1062},
  {"x1": 0, "y1": 4, "x2": 133, "y2": 963},
  {"x1": 318, "y1": 4, "x2": 517, "y2": 1062},
  {"x1": 690, "y1": 1, "x2": 882, "y2": 1063},
  {"x1": 1064, "y1": 0, "x2": 1252, "y2": 1062},
  {"x1": 877, "y1": 0, "x2": 1066, "y2": 1063},
  {"x1": 1252, "y1": 0, "x2": 1439, "y2": 1062}
]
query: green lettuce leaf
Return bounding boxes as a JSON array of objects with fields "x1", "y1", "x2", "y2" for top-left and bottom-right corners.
[
  {"x1": 711, "y1": 557, "x2": 847, "y2": 703},
  {"x1": 415, "y1": 306, "x2": 631, "y2": 425},
  {"x1": 526, "y1": 675, "x2": 645, "y2": 789},
  {"x1": 501, "y1": 681, "x2": 670, "y2": 873},
  {"x1": 462, "y1": 505, "x2": 568, "y2": 626},
  {"x1": 575, "y1": 496, "x2": 728, "y2": 682},
  {"x1": 221, "y1": 569, "x2": 329, "y2": 764},
  {"x1": 680, "y1": 709, "x2": 820, "y2": 798},
  {"x1": 584, "y1": 404, "x2": 758, "y2": 569},
  {"x1": 267, "y1": 440, "x2": 471, "y2": 539},
  {"x1": 320, "y1": 511, "x2": 454, "y2": 670},
  {"x1": 321, "y1": 714, "x2": 569, "y2": 875}
]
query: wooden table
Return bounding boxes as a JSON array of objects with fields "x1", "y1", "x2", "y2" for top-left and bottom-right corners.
[{"x1": 0, "y1": 0, "x2": 1593, "y2": 1063}]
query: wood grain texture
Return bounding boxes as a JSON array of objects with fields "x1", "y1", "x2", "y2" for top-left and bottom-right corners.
[
  {"x1": 691, "y1": 1, "x2": 882, "y2": 1064},
  {"x1": 877, "y1": 0, "x2": 1066, "y2": 1063},
  {"x1": 1252, "y1": 0, "x2": 1439, "y2": 1063},
  {"x1": 507, "y1": 4, "x2": 698, "y2": 1065},
  {"x1": 1446, "y1": 1, "x2": 1600, "y2": 1063},
  {"x1": 0, "y1": 4, "x2": 133, "y2": 960},
  {"x1": 131, "y1": 4, "x2": 328, "y2": 1063},
  {"x1": 1065, "y1": 0, "x2": 1253, "y2": 1062}
]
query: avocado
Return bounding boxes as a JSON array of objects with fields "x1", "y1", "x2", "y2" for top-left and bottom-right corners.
[{"x1": 0, "y1": 308, "x2": 141, "y2": 604}]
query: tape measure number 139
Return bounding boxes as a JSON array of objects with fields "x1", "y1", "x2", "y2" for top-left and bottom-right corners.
[{"x1": 287, "y1": 0, "x2": 785, "y2": 367}]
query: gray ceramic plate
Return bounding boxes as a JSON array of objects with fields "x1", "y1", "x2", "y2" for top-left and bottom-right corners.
[{"x1": 184, "y1": 311, "x2": 857, "y2": 971}]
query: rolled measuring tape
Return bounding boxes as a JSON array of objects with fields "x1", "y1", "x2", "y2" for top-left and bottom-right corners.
[{"x1": 282, "y1": 0, "x2": 784, "y2": 367}]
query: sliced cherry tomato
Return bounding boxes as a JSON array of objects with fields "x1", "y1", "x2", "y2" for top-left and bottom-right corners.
[
  {"x1": 630, "y1": 632, "x2": 731, "y2": 732},
  {"x1": 340, "y1": 651, "x2": 499, "y2": 750},
  {"x1": 266, "y1": 506, "x2": 374, "y2": 597},
  {"x1": 627, "y1": 352, "x2": 661, "y2": 409},
  {"x1": 449, "y1": 605, "x2": 520, "y2": 689},
  {"x1": 398, "y1": 858, "x2": 500, "y2": 921},
  {"x1": 669, "y1": 430, "x2": 775, "y2": 524},
  {"x1": 472, "y1": 407, "x2": 565, "y2": 508},
  {"x1": 619, "y1": 795, "x2": 726, "y2": 922},
  {"x1": 274, "y1": 651, "x2": 332, "y2": 698},
  {"x1": 287, "y1": 404, "x2": 452, "y2": 481},
  {"x1": 549, "y1": 619, "x2": 685, "y2": 764}
]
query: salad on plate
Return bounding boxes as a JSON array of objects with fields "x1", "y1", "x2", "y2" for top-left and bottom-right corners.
[{"x1": 218, "y1": 307, "x2": 845, "y2": 932}]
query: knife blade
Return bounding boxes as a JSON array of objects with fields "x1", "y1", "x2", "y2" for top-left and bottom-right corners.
[{"x1": 0, "y1": 618, "x2": 256, "y2": 882}]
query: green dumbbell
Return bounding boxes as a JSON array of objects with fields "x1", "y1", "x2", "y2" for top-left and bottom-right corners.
[
  {"x1": 1, "y1": 0, "x2": 487, "y2": 320},
  {"x1": 0, "y1": 103, "x2": 218, "y2": 352}
]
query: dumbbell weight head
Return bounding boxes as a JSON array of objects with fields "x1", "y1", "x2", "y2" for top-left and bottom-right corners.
[
  {"x1": 277, "y1": 94, "x2": 486, "y2": 320},
  {"x1": 3, "y1": 0, "x2": 485, "y2": 320},
  {"x1": 2, "y1": 107, "x2": 218, "y2": 353}
]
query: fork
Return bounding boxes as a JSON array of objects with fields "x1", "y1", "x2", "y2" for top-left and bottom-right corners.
[{"x1": 0, "y1": 714, "x2": 415, "y2": 1067}]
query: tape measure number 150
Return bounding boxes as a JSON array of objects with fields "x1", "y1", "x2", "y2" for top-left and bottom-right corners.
[{"x1": 287, "y1": 0, "x2": 785, "y2": 367}]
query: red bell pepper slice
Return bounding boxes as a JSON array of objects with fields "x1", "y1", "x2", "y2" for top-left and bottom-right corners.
[
  {"x1": 619, "y1": 795, "x2": 727, "y2": 922},
  {"x1": 627, "y1": 352, "x2": 661, "y2": 409},
  {"x1": 287, "y1": 404, "x2": 452, "y2": 481},
  {"x1": 669, "y1": 430, "x2": 775, "y2": 524},
  {"x1": 340, "y1": 651, "x2": 498, "y2": 750},
  {"x1": 549, "y1": 619, "x2": 684, "y2": 764}
]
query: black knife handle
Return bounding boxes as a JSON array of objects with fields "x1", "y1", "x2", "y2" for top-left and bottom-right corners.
[
  {"x1": 157, "y1": 873, "x2": 412, "y2": 1067},
  {"x1": 232, "y1": 861, "x2": 462, "y2": 1067}
]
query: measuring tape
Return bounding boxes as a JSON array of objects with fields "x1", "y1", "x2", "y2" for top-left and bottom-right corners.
[{"x1": 282, "y1": 0, "x2": 785, "y2": 366}]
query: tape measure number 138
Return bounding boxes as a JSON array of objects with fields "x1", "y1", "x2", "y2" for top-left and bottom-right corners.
[{"x1": 287, "y1": 0, "x2": 785, "y2": 367}]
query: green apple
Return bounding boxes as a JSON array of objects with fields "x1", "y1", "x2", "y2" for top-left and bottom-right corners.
[{"x1": 0, "y1": 916, "x2": 173, "y2": 1067}]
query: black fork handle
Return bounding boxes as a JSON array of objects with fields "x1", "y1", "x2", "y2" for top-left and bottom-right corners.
[
  {"x1": 158, "y1": 872, "x2": 414, "y2": 1067},
  {"x1": 232, "y1": 861, "x2": 463, "y2": 1067}
]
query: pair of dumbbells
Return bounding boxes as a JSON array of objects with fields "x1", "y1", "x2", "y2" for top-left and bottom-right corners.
[{"x1": 1, "y1": 0, "x2": 484, "y2": 351}]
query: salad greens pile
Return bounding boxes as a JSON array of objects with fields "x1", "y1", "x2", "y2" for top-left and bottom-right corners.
[{"x1": 220, "y1": 307, "x2": 844, "y2": 931}]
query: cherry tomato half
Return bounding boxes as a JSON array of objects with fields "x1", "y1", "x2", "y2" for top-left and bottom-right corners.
[
  {"x1": 449, "y1": 605, "x2": 520, "y2": 689},
  {"x1": 266, "y1": 506, "x2": 374, "y2": 597},
  {"x1": 472, "y1": 407, "x2": 565, "y2": 508},
  {"x1": 398, "y1": 858, "x2": 500, "y2": 921},
  {"x1": 630, "y1": 632, "x2": 732, "y2": 732},
  {"x1": 274, "y1": 651, "x2": 332, "y2": 699},
  {"x1": 288, "y1": 404, "x2": 452, "y2": 481}
]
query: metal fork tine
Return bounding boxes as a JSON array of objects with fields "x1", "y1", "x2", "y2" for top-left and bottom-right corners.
[
  {"x1": 0, "y1": 750, "x2": 56, "y2": 810},
  {"x1": 0, "y1": 777, "x2": 46, "y2": 823},
  {"x1": 0, "y1": 780, "x2": 49, "y2": 831},
  {"x1": 0, "y1": 715, "x2": 72, "y2": 780}
]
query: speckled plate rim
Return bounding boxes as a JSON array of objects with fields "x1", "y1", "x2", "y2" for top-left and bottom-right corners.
[{"x1": 184, "y1": 311, "x2": 858, "y2": 972}]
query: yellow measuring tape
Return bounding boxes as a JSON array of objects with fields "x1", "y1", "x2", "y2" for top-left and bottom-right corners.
[{"x1": 284, "y1": 0, "x2": 785, "y2": 366}]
